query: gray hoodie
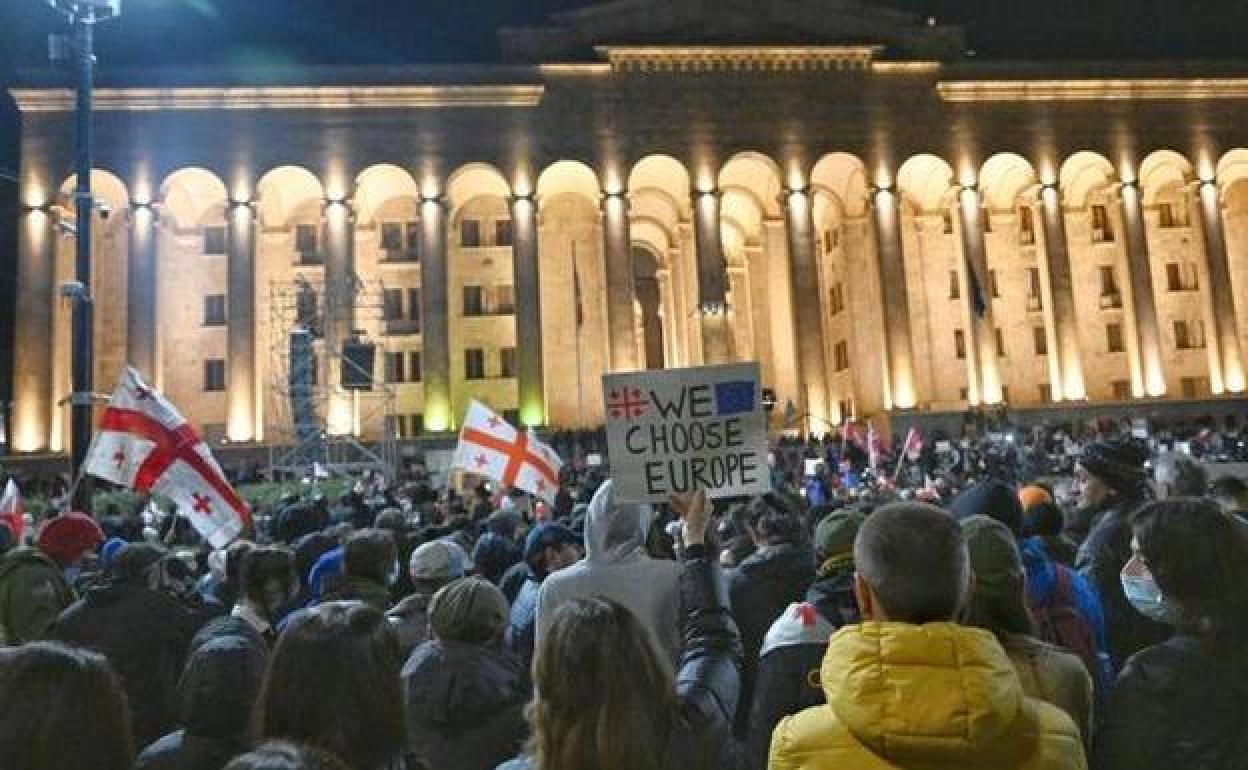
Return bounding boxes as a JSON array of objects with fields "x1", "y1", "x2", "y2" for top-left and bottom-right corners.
[{"x1": 534, "y1": 480, "x2": 683, "y2": 662}]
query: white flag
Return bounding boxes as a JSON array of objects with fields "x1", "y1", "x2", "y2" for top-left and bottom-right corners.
[
  {"x1": 84, "y1": 367, "x2": 251, "y2": 548},
  {"x1": 452, "y1": 401, "x2": 563, "y2": 504}
]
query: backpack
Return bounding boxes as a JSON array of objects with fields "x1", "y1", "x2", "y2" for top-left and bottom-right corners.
[{"x1": 1030, "y1": 563, "x2": 1112, "y2": 692}]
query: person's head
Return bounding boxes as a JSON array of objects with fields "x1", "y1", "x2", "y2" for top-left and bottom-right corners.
[
  {"x1": 745, "y1": 494, "x2": 804, "y2": 546},
  {"x1": 371, "y1": 508, "x2": 406, "y2": 534},
  {"x1": 948, "y1": 480, "x2": 1024, "y2": 537},
  {"x1": 853, "y1": 503, "x2": 969, "y2": 624},
  {"x1": 343, "y1": 529, "x2": 398, "y2": 587},
  {"x1": 813, "y1": 508, "x2": 866, "y2": 565},
  {"x1": 292, "y1": 532, "x2": 337, "y2": 591},
  {"x1": 1075, "y1": 438, "x2": 1151, "y2": 508},
  {"x1": 241, "y1": 546, "x2": 299, "y2": 620},
  {"x1": 523, "y1": 523, "x2": 581, "y2": 579},
  {"x1": 0, "y1": 642, "x2": 133, "y2": 770},
  {"x1": 180, "y1": 635, "x2": 267, "y2": 740},
  {"x1": 35, "y1": 511, "x2": 105, "y2": 572},
  {"x1": 958, "y1": 515, "x2": 1032, "y2": 638},
  {"x1": 1156, "y1": 453, "x2": 1209, "y2": 498},
  {"x1": 1211, "y1": 476, "x2": 1248, "y2": 514},
  {"x1": 256, "y1": 601, "x2": 406, "y2": 770},
  {"x1": 225, "y1": 540, "x2": 258, "y2": 591},
  {"x1": 1021, "y1": 501, "x2": 1065, "y2": 538},
  {"x1": 428, "y1": 577, "x2": 509, "y2": 645},
  {"x1": 1127, "y1": 498, "x2": 1248, "y2": 646},
  {"x1": 109, "y1": 542, "x2": 167, "y2": 584},
  {"x1": 224, "y1": 741, "x2": 352, "y2": 770},
  {"x1": 529, "y1": 597, "x2": 682, "y2": 770},
  {"x1": 407, "y1": 540, "x2": 466, "y2": 596}
]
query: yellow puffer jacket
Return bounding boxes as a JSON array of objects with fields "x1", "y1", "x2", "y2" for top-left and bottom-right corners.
[{"x1": 768, "y1": 622, "x2": 1087, "y2": 770}]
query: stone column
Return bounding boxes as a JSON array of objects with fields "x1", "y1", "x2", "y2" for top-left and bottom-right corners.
[
  {"x1": 692, "y1": 190, "x2": 734, "y2": 364},
  {"x1": 1198, "y1": 180, "x2": 1246, "y2": 393},
  {"x1": 601, "y1": 191, "x2": 638, "y2": 371},
  {"x1": 869, "y1": 188, "x2": 917, "y2": 409},
  {"x1": 511, "y1": 195, "x2": 545, "y2": 426},
  {"x1": 1038, "y1": 185, "x2": 1086, "y2": 400},
  {"x1": 957, "y1": 187, "x2": 1003, "y2": 404},
  {"x1": 225, "y1": 201, "x2": 257, "y2": 441},
  {"x1": 126, "y1": 203, "x2": 158, "y2": 380},
  {"x1": 783, "y1": 188, "x2": 830, "y2": 426},
  {"x1": 1119, "y1": 181, "x2": 1166, "y2": 396},
  {"x1": 12, "y1": 207, "x2": 56, "y2": 452},
  {"x1": 419, "y1": 195, "x2": 452, "y2": 432}
]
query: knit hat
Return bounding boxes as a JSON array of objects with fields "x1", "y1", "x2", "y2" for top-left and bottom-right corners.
[
  {"x1": 949, "y1": 481, "x2": 1024, "y2": 537},
  {"x1": 428, "y1": 576, "x2": 509, "y2": 644},
  {"x1": 959, "y1": 515, "x2": 1025, "y2": 609},
  {"x1": 36, "y1": 512, "x2": 105, "y2": 568},
  {"x1": 408, "y1": 540, "x2": 466, "y2": 582},
  {"x1": 1018, "y1": 485, "x2": 1053, "y2": 511},
  {"x1": 308, "y1": 546, "x2": 345, "y2": 599},
  {"x1": 814, "y1": 509, "x2": 867, "y2": 560},
  {"x1": 99, "y1": 537, "x2": 128, "y2": 568},
  {"x1": 1080, "y1": 438, "x2": 1151, "y2": 498}
]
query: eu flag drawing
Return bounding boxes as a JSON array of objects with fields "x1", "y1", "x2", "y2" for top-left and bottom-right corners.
[{"x1": 715, "y1": 381, "x2": 756, "y2": 415}]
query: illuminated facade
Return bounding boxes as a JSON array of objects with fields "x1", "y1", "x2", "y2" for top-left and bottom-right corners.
[{"x1": 8, "y1": 0, "x2": 1248, "y2": 452}]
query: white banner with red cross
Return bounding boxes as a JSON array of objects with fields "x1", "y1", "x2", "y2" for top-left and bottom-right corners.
[
  {"x1": 84, "y1": 367, "x2": 252, "y2": 548},
  {"x1": 451, "y1": 400, "x2": 562, "y2": 504}
]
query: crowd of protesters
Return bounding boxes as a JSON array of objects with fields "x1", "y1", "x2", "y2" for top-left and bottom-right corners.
[{"x1": 0, "y1": 420, "x2": 1247, "y2": 770}]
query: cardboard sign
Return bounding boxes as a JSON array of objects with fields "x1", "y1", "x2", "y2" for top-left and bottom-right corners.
[{"x1": 603, "y1": 362, "x2": 770, "y2": 502}]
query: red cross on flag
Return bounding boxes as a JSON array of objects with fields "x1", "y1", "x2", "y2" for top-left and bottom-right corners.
[
  {"x1": 452, "y1": 400, "x2": 562, "y2": 504},
  {"x1": 84, "y1": 367, "x2": 252, "y2": 548}
]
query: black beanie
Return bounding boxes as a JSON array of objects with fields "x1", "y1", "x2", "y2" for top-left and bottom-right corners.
[
  {"x1": 948, "y1": 480, "x2": 1024, "y2": 537},
  {"x1": 1081, "y1": 439, "x2": 1151, "y2": 499}
]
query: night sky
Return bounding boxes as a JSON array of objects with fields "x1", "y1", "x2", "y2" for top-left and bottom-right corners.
[{"x1": 1, "y1": 0, "x2": 1247, "y2": 431}]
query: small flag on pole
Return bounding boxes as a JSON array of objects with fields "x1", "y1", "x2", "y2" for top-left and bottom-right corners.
[
  {"x1": 902, "y1": 427, "x2": 924, "y2": 460},
  {"x1": 84, "y1": 367, "x2": 252, "y2": 548},
  {"x1": 452, "y1": 401, "x2": 563, "y2": 504},
  {"x1": 0, "y1": 479, "x2": 24, "y2": 542}
]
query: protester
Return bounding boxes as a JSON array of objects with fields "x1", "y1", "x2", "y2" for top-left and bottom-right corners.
[
  {"x1": 1210, "y1": 475, "x2": 1248, "y2": 520},
  {"x1": 1092, "y1": 498, "x2": 1248, "y2": 770},
  {"x1": 535, "y1": 479, "x2": 683, "y2": 663},
  {"x1": 769, "y1": 503, "x2": 1085, "y2": 769},
  {"x1": 506, "y1": 523, "x2": 580, "y2": 663},
  {"x1": 199, "y1": 545, "x2": 297, "y2": 654},
  {"x1": 0, "y1": 641, "x2": 134, "y2": 770},
  {"x1": 501, "y1": 487, "x2": 741, "y2": 770},
  {"x1": 727, "y1": 494, "x2": 815, "y2": 737},
  {"x1": 402, "y1": 577, "x2": 529, "y2": 770},
  {"x1": 224, "y1": 741, "x2": 353, "y2": 770},
  {"x1": 320, "y1": 529, "x2": 397, "y2": 611},
  {"x1": 256, "y1": 601, "x2": 408, "y2": 770},
  {"x1": 51, "y1": 542, "x2": 205, "y2": 746},
  {"x1": 1074, "y1": 439, "x2": 1170, "y2": 669},
  {"x1": 1023, "y1": 501, "x2": 1078, "y2": 566},
  {"x1": 0, "y1": 511, "x2": 102, "y2": 645},
  {"x1": 385, "y1": 539, "x2": 464, "y2": 657}
]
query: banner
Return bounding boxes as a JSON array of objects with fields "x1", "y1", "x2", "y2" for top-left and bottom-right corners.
[
  {"x1": 451, "y1": 401, "x2": 563, "y2": 504},
  {"x1": 603, "y1": 362, "x2": 769, "y2": 502}
]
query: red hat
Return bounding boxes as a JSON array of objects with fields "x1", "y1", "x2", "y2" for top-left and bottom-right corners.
[{"x1": 36, "y1": 512, "x2": 105, "y2": 568}]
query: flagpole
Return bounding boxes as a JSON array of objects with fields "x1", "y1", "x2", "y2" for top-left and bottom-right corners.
[{"x1": 573, "y1": 240, "x2": 584, "y2": 427}]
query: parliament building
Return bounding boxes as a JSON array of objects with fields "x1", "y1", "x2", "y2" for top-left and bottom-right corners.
[{"x1": 8, "y1": 0, "x2": 1248, "y2": 455}]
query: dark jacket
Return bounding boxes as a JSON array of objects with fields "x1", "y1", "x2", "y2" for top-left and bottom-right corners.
[
  {"x1": 0, "y1": 546, "x2": 74, "y2": 646},
  {"x1": 505, "y1": 577, "x2": 541, "y2": 664},
  {"x1": 51, "y1": 579, "x2": 204, "y2": 747},
  {"x1": 500, "y1": 545, "x2": 742, "y2": 770},
  {"x1": 727, "y1": 542, "x2": 815, "y2": 736},
  {"x1": 403, "y1": 639, "x2": 529, "y2": 770},
  {"x1": 1093, "y1": 635, "x2": 1248, "y2": 770},
  {"x1": 387, "y1": 593, "x2": 434, "y2": 661},
  {"x1": 1075, "y1": 504, "x2": 1170, "y2": 670}
]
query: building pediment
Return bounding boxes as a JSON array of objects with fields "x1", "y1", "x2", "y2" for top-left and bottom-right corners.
[{"x1": 499, "y1": 0, "x2": 965, "y2": 62}]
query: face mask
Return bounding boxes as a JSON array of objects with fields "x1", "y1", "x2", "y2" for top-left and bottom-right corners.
[{"x1": 1120, "y1": 570, "x2": 1171, "y2": 623}]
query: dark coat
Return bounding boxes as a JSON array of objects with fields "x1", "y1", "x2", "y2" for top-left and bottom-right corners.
[
  {"x1": 402, "y1": 639, "x2": 530, "y2": 770},
  {"x1": 499, "y1": 546, "x2": 743, "y2": 770},
  {"x1": 51, "y1": 580, "x2": 204, "y2": 747},
  {"x1": 1093, "y1": 635, "x2": 1248, "y2": 770},
  {"x1": 1075, "y1": 505, "x2": 1170, "y2": 670},
  {"x1": 0, "y1": 546, "x2": 74, "y2": 645},
  {"x1": 727, "y1": 542, "x2": 815, "y2": 737}
]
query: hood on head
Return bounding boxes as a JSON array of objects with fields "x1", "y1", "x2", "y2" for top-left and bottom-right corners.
[
  {"x1": 583, "y1": 480, "x2": 652, "y2": 562},
  {"x1": 180, "y1": 636, "x2": 266, "y2": 739},
  {"x1": 822, "y1": 622, "x2": 1025, "y2": 764}
]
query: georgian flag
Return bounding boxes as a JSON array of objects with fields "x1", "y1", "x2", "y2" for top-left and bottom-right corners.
[
  {"x1": 84, "y1": 367, "x2": 251, "y2": 548},
  {"x1": 902, "y1": 427, "x2": 924, "y2": 461},
  {"x1": 0, "y1": 478, "x2": 24, "y2": 541},
  {"x1": 452, "y1": 400, "x2": 562, "y2": 505}
]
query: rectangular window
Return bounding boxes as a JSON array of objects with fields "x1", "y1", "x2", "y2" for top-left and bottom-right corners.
[
  {"x1": 1033, "y1": 326, "x2": 1048, "y2": 356},
  {"x1": 203, "y1": 294, "x2": 227, "y2": 326},
  {"x1": 829, "y1": 284, "x2": 844, "y2": 315},
  {"x1": 384, "y1": 352, "x2": 405, "y2": 384},
  {"x1": 405, "y1": 222, "x2": 422, "y2": 259},
  {"x1": 1181, "y1": 377, "x2": 1210, "y2": 398},
  {"x1": 295, "y1": 223, "x2": 319, "y2": 254},
  {"x1": 834, "y1": 340, "x2": 850, "y2": 371},
  {"x1": 463, "y1": 286, "x2": 484, "y2": 317},
  {"x1": 1001, "y1": 385, "x2": 1010, "y2": 403},
  {"x1": 1039, "y1": 383, "x2": 1053, "y2": 402},
  {"x1": 1027, "y1": 267, "x2": 1043, "y2": 311},
  {"x1": 959, "y1": 387, "x2": 970, "y2": 402},
  {"x1": 409, "y1": 414, "x2": 424, "y2": 436},
  {"x1": 500, "y1": 347, "x2": 517, "y2": 379},
  {"x1": 981, "y1": 207, "x2": 993, "y2": 233},
  {"x1": 203, "y1": 359, "x2": 226, "y2": 392},
  {"x1": 941, "y1": 210, "x2": 954, "y2": 235},
  {"x1": 1107, "y1": 323, "x2": 1125, "y2": 353},
  {"x1": 383, "y1": 289, "x2": 403, "y2": 321},
  {"x1": 407, "y1": 288, "x2": 422, "y2": 323},
  {"x1": 1174, "y1": 320, "x2": 1206, "y2": 350},
  {"x1": 380, "y1": 222, "x2": 404, "y2": 251},
  {"x1": 988, "y1": 269, "x2": 1001, "y2": 299},
  {"x1": 995, "y1": 327, "x2": 1006, "y2": 358},
  {"x1": 954, "y1": 329, "x2": 966, "y2": 359},
  {"x1": 1112, "y1": 380, "x2": 1131, "y2": 400},
  {"x1": 385, "y1": 414, "x2": 403, "y2": 440},
  {"x1": 1166, "y1": 261, "x2": 1199, "y2": 291},
  {"x1": 1159, "y1": 202, "x2": 1188, "y2": 228},
  {"x1": 464, "y1": 348, "x2": 485, "y2": 380},
  {"x1": 460, "y1": 219, "x2": 482, "y2": 248},
  {"x1": 1019, "y1": 206, "x2": 1036, "y2": 245},
  {"x1": 495, "y1": 219, "x2": 514, "y2": 247},
  {"x1": 823, "y1": 228, "x2": 840, "y2": 252},
  {"x1": 949, "y1": 269, "x2": 961, "y2": 300},
  {"x1": 408, "y1": 352, "x2": 422, "y2": 382},
  {"x1": 1099, "y1": 265, "x2": 1122, "y2": 308},
  {"x1": 203, "y1": 225, "x2": 227, "y2": 255},
  {"x1": 1091, "y1": 204, "x2": 1114, "y2": 242},
  {"x1": 494, "y1": 284, "x2": 516, "y2": 315},
  {"x1": 295, "y1": 288, "x2": 320, "y2": 334}
]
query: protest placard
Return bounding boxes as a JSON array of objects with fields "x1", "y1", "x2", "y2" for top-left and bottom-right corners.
[{"x1": 603, "y1": 362, "x2": 770, "y2": 502}]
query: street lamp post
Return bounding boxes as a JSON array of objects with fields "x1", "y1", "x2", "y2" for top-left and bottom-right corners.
[{"x1": 47, "y1": 0, "x2": 120, "y2": 509}]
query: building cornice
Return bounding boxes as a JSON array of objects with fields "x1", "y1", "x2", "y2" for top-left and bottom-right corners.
[
  {"x1": 595, "y1": 45, "x2": 882, "y2": 72},
  {"x1": 938, "y1": 78, "x2": 1248, "y2": 102},
  {"x1": 9, "y1": 84, "x2": 546, "y2": 113}
]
